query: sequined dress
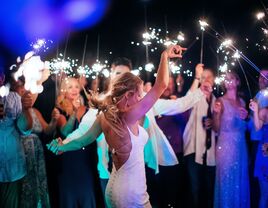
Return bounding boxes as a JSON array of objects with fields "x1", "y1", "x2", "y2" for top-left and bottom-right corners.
[
  {"x1": 105, "y1": 125, "x2": 151, "y2": 208},
  {"x1": 214, "y1": 98, "x2": 250, "y2": 208}
]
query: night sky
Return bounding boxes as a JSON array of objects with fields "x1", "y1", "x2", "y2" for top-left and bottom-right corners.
[{"x1": 1, "y1": 0, "x2": 268, "y2": 97}]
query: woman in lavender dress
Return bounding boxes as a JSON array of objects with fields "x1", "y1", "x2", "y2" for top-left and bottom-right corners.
[{"x1": 213, "y1": 72, "x2": 250, "y2": 208}]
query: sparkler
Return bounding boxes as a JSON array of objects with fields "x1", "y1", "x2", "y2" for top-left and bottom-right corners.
[
  {"x1": 14, "y1": 52, "x2": 49, "y2": 94},
  {"x1": 50, "y1": 53, "x2": 78, "y2": 77},
  {"x1": 199, "y1": 19, "x2": 209, "y2": 63},
  {"x1": 203, "y1": 19, "x2": 265, "y2": 83},
  {"x1": 169, "y1": 62, "x2": 181, "y2": 74},
  {"x1": 145, "y1": 63, "x2": 155, "y2": 72},
  {"x1": 177, "y1": 32, "x2": 185, "y2": 42},
  {"x1": 77, "y1": 65, "x2": 91, "y2": 78},
  {"x1": 0, "y1": 84, "x2": 10, "y2": 97},
  {"x1": 30, "y1": 38, "x2": 53, "y2": 53},
  {"x1": 256, "y1": 12, "x2": 265, "y2": 20},
  {"x1": 131, "y1": 69, "x2": 140, "y2": 76}
]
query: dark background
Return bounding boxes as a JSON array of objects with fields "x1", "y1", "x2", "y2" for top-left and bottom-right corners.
[{"x1": 2, "y1": 0, "x2": 268, "y2": 97}]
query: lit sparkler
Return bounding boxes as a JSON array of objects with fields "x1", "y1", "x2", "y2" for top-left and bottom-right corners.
[
  {"x1": 145, "y1": 63, "x2": 155, "y2": 72},
  {"x1": 177, "y1": 32, "x2": 185, "y2": 42},
  {"x1": 50, "y1": 53, "x2": 78, "y2": 77},
  {"x1": 256, "y1": 12, "x2": 265, "y2": 20},
  {"x1": 30, "y1": 38, "x2": 53, "y2": 53},
  {"x1": 199, "y1": 20, "x2": 209, "y2": 31},
  {"x1": 14, "y1": 52, "x2": 49, "y2": 94},
  {"x1": 169, "y1": 62, "x2": 181, "y2": 74},
  {"x1": 0, "y1": 84, "x2": 10, "y2": 97}
]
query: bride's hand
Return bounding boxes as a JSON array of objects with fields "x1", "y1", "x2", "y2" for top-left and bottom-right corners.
[
  {"x1": 163, "y1": 45, "x2": 187, "y2": 59},
  {"x1": 46, "y1": 138, "x2": 63, "y2": 155}
]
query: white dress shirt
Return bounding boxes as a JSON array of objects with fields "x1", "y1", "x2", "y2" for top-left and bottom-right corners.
[
  {"x1": 183, "y1": 94, "x2": 216, "y2": 166},
  {"x1": 144, "y1": 88, "x2": 205, "y2": 173}
]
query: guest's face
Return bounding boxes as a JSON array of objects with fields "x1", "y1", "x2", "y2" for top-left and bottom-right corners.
[
  {"x1": 110, "y1": 65, "x2": 130, "y2": 81},
  {"x1": 201, "y1": 70, "x2": 215, "y2": 86},
  {"x1": 224, "y1": 73, "x2": 239, "y2": 90},
  {"x1": 65, "y1": 79, "x2": 80, "y2": 101}
]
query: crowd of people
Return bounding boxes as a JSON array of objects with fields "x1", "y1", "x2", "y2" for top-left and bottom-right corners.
[{"x1": 0, "y1": 45, "x2": 268, "y2": 208}]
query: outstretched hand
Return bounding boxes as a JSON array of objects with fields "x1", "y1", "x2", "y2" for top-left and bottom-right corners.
[
  {"x1": 46, "y1": 138, "x2": 63, "y2": 155},
  {"x1": 164, "y1": 45, "x2": 187, "y2": 59}
]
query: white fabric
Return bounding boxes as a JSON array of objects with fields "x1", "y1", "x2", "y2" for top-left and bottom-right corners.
[
  {"x1": 105, "y1": 125, "x2": 151, "y2": 208},
  {"x1": 65, "y1": 88, "x2": 205, "y2": 175},
  {"x1": 183, "y1": 94, "x2": 217, "y2": 166},
  {"x1": 144, "y1": 88, "x2": 204, "y2": 173},
  {"x1": 64, "y1": 108, "x2": 110, "y2": 179},
  {"x1": 153, "y1": 88, "x2": 204, "y2": 116}
]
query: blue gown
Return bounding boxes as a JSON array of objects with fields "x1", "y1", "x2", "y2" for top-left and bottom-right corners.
[{"x1": 214, "y1": 98, "x2": 250, "y2": 208}]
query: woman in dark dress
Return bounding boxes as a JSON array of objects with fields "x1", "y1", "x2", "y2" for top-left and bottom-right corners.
[{"x1": 55, "y1": 77, "x2": 97, "y2": 208}]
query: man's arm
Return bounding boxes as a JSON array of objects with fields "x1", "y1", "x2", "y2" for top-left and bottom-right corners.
[
  {"x1": 63, "y1": 108, "x2": 98, "y2": 144},
  {"x1": 153, "y1": 88, "x2": 204, "y2": 116}
]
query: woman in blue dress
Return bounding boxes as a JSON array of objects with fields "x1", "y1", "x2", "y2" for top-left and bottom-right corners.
[
  {"x1": 250, "y1": 98, "x2": 268, "y2": 208},
  {"x1": 213, "y1": 72, "x2": 250, "y2": 208}
]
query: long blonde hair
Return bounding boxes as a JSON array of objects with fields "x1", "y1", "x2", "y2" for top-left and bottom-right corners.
[
  {"x1": 90, "y1": 72, "x2": 143, "y2": 137},
  {"x1": 56, "y1": 77, "x2": 84, "y2": 116}
]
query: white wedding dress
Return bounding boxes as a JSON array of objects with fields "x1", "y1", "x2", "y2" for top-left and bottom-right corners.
[{"x1": 105, "y1": 125, "x2": 151, "y2": 208}]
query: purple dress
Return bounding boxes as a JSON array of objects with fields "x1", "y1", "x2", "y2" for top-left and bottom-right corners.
[{"x1": 214, "y1": 98, "x2": 250, "y2": 208}]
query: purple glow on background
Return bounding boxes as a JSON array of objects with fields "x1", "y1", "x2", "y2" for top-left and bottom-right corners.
[
  {"x1": 62, "y1": 0, "x2": 108, "y2": 29},
  {"x1": 64, "y1": 1, "x2": 96, "y2": 22},
  {"x1": 0, "y1": 0, "x2": 109, "y2": 54}
]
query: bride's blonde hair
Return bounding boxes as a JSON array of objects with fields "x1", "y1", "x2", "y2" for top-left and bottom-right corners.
[{"x1": 90, "y1": 72, "x2": 143, "y2": 137}]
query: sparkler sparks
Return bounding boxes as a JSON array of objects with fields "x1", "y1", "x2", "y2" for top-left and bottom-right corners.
[
  {"x1": 50, "y1": 53, "x2": 78, "y2": 77},
  {"x1": 77, "y1": 65, "x2": 91, "y2": 78},
  {"x1": 0, "y1": 84, "x2": 10, "y2": 97},
  {"x1": 199, "y1": 20, "x2": 209, "y2": 31},
  {"x1": 177, "y1": 32, "x2": 185, "y2": 42},
  {"x1": 256, "y1": 12, "x2": 265, "y2": 20},
  {"x1": 145, "y1": 63, "x2": 155, "y2": 72},
  {"x1": 14, "y1": 53, "x2": 49, "y2": 94},
  {"x1": 169, "y1": 62, "x2": 181, "y2": 74},
  {"x1": 30, "y1": 38, "x2": 53, "y2": 53}
]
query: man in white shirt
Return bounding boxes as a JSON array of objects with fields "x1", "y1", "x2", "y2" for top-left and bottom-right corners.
[{"x1": 183, "y1": 68, "x2": 216, "y2": 208}]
